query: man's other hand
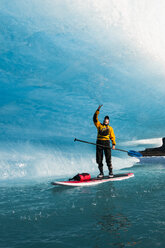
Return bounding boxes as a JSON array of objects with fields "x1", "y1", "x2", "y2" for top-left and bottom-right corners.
[{"x1": 98, "y1": 105, "x2": 103, "y2": 111}]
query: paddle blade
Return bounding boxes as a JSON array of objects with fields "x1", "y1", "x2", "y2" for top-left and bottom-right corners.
[{"x1": 128, "y1": 150, "x2": 143, "y2": 157}]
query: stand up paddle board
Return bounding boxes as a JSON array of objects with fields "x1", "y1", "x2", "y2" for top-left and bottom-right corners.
[{"x1": 51, "y1": 173, "x2": 134, "y2": 187}]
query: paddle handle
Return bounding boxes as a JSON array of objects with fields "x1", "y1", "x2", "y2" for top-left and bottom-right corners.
[
  {"x1": 74, "y1": 138, "x2": 109, "y2": 148},
  {"x1": 74, "y1": 138, "x2": 128, "y2": 153}
]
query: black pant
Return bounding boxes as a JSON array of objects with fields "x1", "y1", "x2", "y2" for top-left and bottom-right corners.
[{"x1": 96, "y1": 140, "x2": 112, "y2": 173}]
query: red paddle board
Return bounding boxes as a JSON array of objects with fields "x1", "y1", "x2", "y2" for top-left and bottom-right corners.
[{"x1": 51, "y1": 173, "x2": 134, "y2": 187}]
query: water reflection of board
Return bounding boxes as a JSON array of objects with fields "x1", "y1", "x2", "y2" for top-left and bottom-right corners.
[{"x1": 51, "y1": 173, "x2": 134, "y2": 187}]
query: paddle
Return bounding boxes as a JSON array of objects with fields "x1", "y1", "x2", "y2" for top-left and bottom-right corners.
[{"x1": 74, "y1": 138, "x2": 142, "y2": 158}]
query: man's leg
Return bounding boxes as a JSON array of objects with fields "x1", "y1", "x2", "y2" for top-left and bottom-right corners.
[
  {"x1": 96, "y1": 143, "x2": 104, "y2": 175},
  {"x1": 104, "y1": 146, "x2": 113, "y2": 176}
]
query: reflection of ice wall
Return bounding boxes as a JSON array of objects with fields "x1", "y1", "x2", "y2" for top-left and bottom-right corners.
[{"x1": 0, "y1": 0, "x2": 165, "y2": 143}]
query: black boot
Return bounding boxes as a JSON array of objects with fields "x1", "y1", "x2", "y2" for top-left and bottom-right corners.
[
  {"x1": 97, "y1": 173, "x2": 104, "y2": 178},
  {"x1": 97, "y1": 164, "x2": 104, "y2": 178},
  {"x1": 108, "y1": 167, "x2": 113, "y2": 178}
]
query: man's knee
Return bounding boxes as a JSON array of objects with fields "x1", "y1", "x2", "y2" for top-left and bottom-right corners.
[{"x1": 96, "y1": 151, "x2": 103, "y2": 165}]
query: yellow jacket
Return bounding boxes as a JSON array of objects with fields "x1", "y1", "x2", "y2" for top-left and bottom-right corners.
[{"x1": 93, "y1": 110, "x2": 116, "y2": 145}]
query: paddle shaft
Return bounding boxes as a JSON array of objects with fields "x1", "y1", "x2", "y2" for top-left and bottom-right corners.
[{"x1": 74, "y1": 138, "x2": 128, "y2": 153}]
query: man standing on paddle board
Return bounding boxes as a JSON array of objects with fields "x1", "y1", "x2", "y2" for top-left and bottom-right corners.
[{"x1": 93, "y1": 105, "x2": 116, "y2": 178}]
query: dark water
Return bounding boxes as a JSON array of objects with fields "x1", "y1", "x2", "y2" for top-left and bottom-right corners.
[{"x1": 0, "y1": 163, "x2": 165, "y2": 248}]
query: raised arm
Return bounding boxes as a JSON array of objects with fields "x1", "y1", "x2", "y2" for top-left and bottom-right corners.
[{"x1": 93, "y1": 105, "x2": 103, "y2": 128}]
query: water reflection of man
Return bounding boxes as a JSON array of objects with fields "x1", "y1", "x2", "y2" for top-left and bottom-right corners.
[{"x1": 93, "y1": 105, "x2": 116, "y2": 178}]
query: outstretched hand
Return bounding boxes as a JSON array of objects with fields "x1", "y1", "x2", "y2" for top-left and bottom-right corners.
[
  {"x1": 98, "y1": 104, "x2": 103, "y2": 111},
  {"x1": 112, "y1": 145, "x2": 115, "y2": 150}
]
